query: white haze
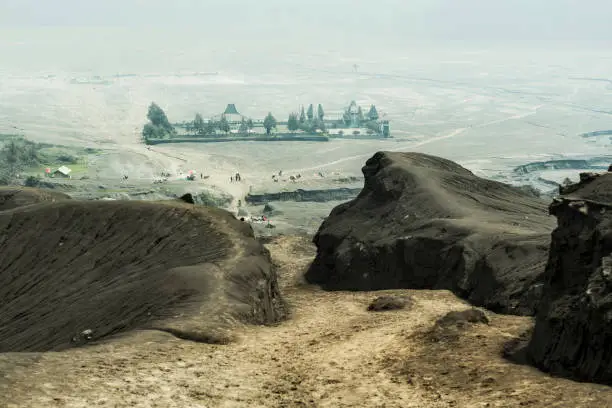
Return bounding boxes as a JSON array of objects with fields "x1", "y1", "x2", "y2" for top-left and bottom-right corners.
[
  {"x1": 2, "y1": 0, "x2": 612, "y2": 44},
  {"x1": 0, "y1": 0, "x2": 610, "y2": 199}
]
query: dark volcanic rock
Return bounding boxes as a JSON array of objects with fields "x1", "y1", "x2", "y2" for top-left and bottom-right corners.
[
  {"x1": 245, "y1": 187, "x2": 362, "y2": 205},
  {"x1": 527, "y1": 172, "x2": 612, "y2": 384},
  {"x1": 558, "y1": 171, "x2": 606, "y2": 196},
  {"x1": 179, "y1": 193, "x2": 196, "y2": 204},
  {"x1": 305, "y1": 152, "x2": 555, "y2": 315},
  {"x1": 436, "y1": 309, "x2": 490, "y2": 327},
  {"x1": 427, "y1": 308, "x2": 489, "y2": 343},
  {"x1": 263, "y1": 203, "x2": 282, "y2": 215},
  {"x1": 367, "y1": 295, "x2": 411, "y2": 311}
]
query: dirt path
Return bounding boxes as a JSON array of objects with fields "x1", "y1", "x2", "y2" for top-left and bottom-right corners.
[{"x1": 1, "y1": 236, "x2": 611, "y2": 408}]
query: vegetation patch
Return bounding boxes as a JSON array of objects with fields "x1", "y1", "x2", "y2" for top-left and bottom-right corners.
[
  {"x1": 0, "y1": 136, "x2": 92, "y2": 186},
  {"x1": 0, "y1": 137, "x2": 42, "y2": 185}
]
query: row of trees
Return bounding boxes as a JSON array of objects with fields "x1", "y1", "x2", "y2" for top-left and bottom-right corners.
[
  {"x1": 185, "y1": 114, "x2": 256, "y2": 136},
  {"x1": 286, "y1": 113, "x2": 326, "y2": 133},
  {"x1": 284, "y1": 103, "x2": 326, "y2": 134},
  {"x1": 185, "y1": 112, "x2": 279, "y2": 136},
  {"x1": 141, "y1": 103, "x2": 280, "y2": 138},
  {"x1": 342, "y1": 103, "x2": 379, "y2": 127},
  {"x1": 368, "y1": 105, "x2": 379, "y2": 121},
  {"x1": 142, "y1": 101, "x2": 382, "y2": 140},
  {"x1": 263, "y1": 113, "x2": 277, "y2": 135},
  {"x1": 298, "y1": 104, "x2": 325, "y2": 122}
]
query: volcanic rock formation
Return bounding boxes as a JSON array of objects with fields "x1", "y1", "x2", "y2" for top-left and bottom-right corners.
[
  {"x1": 305, "y1": 151, "x2": 555, "y2": 315},
  {"x1": 527, "y1": 171, "x2": 612, "y2": 384},
  {"x1": 0, "y1": 189, "x2": 285, "y2": 351}
]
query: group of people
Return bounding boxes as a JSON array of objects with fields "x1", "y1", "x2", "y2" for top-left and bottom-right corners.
[
  {"x1": 230, "y1": 172, "x2": 242, "y2": 182},
  {"x1": 272, "y1": 170, "x2": 301, "y2": 183}
]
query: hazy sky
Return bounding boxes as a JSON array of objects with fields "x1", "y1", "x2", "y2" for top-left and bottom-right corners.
[{"x1": 0, "y1": 0, "x2": 611, "y2": 44}]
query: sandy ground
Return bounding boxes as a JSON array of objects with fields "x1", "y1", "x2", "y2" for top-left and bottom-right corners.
[
  {"x1": 77, "y1": 142, "x2": 364, "y2": 220},
  {"x1": 1, "y1": 236, "x2": 611, "y2": 408}
]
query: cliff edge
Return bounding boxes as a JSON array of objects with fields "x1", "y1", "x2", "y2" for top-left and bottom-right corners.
[
  {"x1": 305, "y1": 151, "x2": 555, "y2": 315},
  {"x1": 527, "y1": 170, "x2": 612, "y2": 384}
]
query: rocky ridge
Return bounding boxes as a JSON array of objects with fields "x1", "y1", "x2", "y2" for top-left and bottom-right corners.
[
  {"x1": 527, "y1": 170, "x2": 612, "y2": 384},
  {"x1": 306, "y1": 151, "x2": 555, "y2": 315}
]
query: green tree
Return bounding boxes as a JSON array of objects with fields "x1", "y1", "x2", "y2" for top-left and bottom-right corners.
[
  {"x1": 342, "y1": 111, "x2": 351, "y2": 126},
  {"x1": 147, "y1": 103, "x2": 173, "y2": 131},
  {"x1": 314, "y1": 118, "x2": 326, "y2": 133},
  {"x1": 185, "y1": 121, "x2": 194, "y2": 134},
  {"x1": 24, "y1": 175, "x2": 41, "y2": 187},
  {"x1": 19, "y1": 142, "x2": 39, "y2": 165},
  {"x1": 142, "y1": 123, "x2": 167, "y2": 140},
  {"x1": 142, "y1": 102, "x2": 176, "y2": 141},
  {"x1": 287, "y1": 113, "x2": 299, "y2": 132},
  {"x1": 142, "y1": 123, "x2": 155, "y2": 140},
  {"x1": 263, "y1": 112, "x2": 277, "y2": 135},
  {"x1": 365, "y1": 121, "x2": 380, "y2": 133},
  {"x1": 206, "y1": 120, "x2": 217, "y2": 135},
  {"x1": 218, "y1": 115, "x2": 230, "y2": 134},
  {"x1": 307, "y1": 104, "x2": 314, "y2": 121},
  {"x1": 299, "y1": 121, "x2": 316, "y2": 134},
  {"x1": 193, "y1": 113, "x2": 205, "y2": 135},
  {"x1": 317, "y1": 104, "x2": 324, "y2": 120},
  {"x1": 299, "y1": 107, "x2": 306, "y2": 124},
  {"x1": 368, "y1": 105, "x2": 379, "y2": 121},
  {"x1": 0, "y1": 138, "x2": 41, "y2": 183},
  {"x1": 239, "y1": 118, "x2": 249, "y2": 134},
  {"x1": 357, "y1": 106, "x2": 364, "y2": 124},
  {"x1": 246, "y1": 118, "x2": 254, "y2": 130},
  {"x1": 4, "y1": 140, "x2": 19, "y2": 177}
]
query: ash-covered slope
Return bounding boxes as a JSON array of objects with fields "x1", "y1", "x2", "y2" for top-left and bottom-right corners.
[
  {"x1": 305, "y1": 152, "x2": 555, "y2": 315},
  {"x1": 0, "y1": 187, "x2": 71, "y2": 211},
  {"x1": 527, "y1": 171, "x2": 612, "y2": 384},
  {"x1": 0, "y1": 191, "x2": 284, "y2": 351}
]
